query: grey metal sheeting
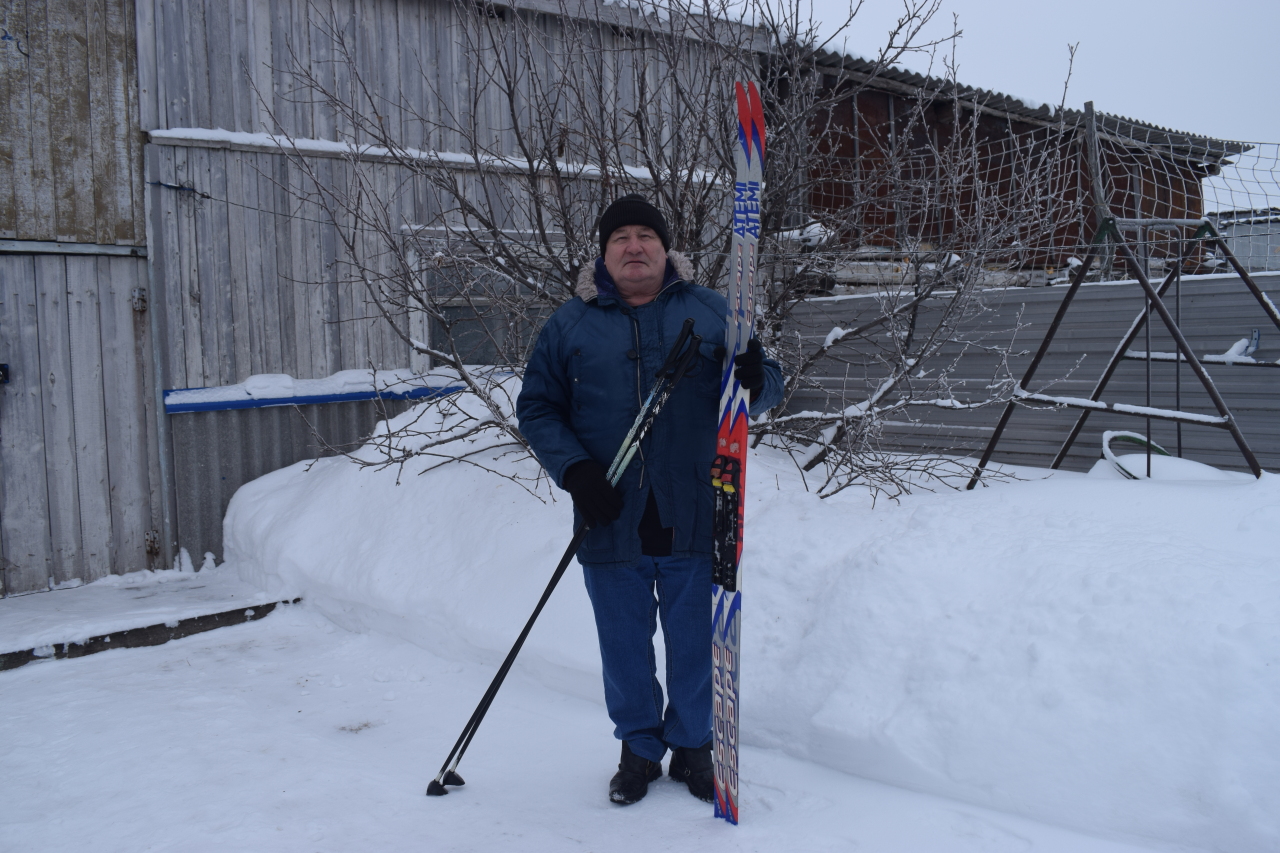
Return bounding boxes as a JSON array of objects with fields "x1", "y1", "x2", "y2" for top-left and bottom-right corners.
[
  {"x1": 170, "y1": 398, "x2": 415, "y2": 564},
  {"x1": 785, "y1": 272, "x2": 1280, "y2": 475}
]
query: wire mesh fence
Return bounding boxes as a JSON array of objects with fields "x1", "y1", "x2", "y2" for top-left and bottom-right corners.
[
  {"x1": 781, "y1": 116, "x2": 1280, "y2": 489},
  {"x1": 1204, "y1": 142, "x2": 1280, "y2": 273}
]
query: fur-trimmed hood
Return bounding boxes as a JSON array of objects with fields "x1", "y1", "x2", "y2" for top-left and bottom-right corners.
[{"x1": 574, "y1": 250, "x2": 696, "y2": 302}]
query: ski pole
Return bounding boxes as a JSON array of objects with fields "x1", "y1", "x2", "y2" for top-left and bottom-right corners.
[{"x1": 428, "y1": 319, "x2": 702, "y2": 796}]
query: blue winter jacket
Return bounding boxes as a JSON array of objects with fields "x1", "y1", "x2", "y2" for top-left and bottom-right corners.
[{"x1": 516, "y1": 252, "x2": 784, "y2": 566}]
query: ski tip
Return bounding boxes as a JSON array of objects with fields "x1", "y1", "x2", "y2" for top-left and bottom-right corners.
[
  {"x1": 735, "y1": 83, "x2": 751, "y2": 161},
  {"x1": 426, "y1": 780, "x2": 449, "y2": 796},
  {"x1": 747, "y1": 81, "x2": 766, "y2": 161},
  {"x1": 734, "y1": 80, "x2": 766, "y2": 165}
]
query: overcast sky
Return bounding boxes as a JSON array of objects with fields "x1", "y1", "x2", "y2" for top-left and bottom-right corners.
[{"x1": 806, "y1": 0, "x2": 1279, "y2": 142}]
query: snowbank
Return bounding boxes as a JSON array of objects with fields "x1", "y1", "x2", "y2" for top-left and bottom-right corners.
[
  {"x1": 223, "y1": 391, "x2": 1280, "y2": 852},
  {"x1": 745, "y1": 458, "x2": 1280, "y2": 853},
  {"x1": 224, "y1": 390, "x2": 604, "y2": 700}
]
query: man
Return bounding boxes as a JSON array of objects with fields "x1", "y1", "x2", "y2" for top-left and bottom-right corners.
[{"x1": 516, "y1": 194, "x2": 783, "y2": 805}]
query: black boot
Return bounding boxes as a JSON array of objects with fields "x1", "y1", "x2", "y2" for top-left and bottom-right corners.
[
  {"x1": 609, "y1": 742, "x2": 663, "y2": 805},
  {"x1": 668, "y1": 741, "x2": 714, "y2": 802}
]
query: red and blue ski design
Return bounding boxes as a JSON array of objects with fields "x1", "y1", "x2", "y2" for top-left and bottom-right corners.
[{"x1": 711, "y1": 79, "x2": 764, "y2": 826}]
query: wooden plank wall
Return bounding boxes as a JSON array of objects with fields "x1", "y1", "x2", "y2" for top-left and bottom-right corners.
[
  {"x1": 786, "y1": 272, "x2": 1280, "y2": 475},
  {"x1": 131, "y1": 0, "x2": 695, "y2": 572},
  {"x1": 0, "y1": 0, "x2": 717, "y2": 592},
  {"x1": 0, "y1": 0, "x2": 144, "y2": 244},
  {"x1": 145, "y1": 143, "x2": 417, "y2": 386},
  {"x1": 0, "y1": 253, "x2": 162, "y2": 596},
  {"x1": 143, "y1": 135, "x2": 638, "y2": 386},
  {"x1": 135, "y1": 0, "x2": 682, "y2": 387},
  {"x1": 133, "y1": 0, "x2": 663, "y2": 150}
]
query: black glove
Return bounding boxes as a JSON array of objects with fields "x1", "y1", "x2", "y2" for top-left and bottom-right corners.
[
  {"x1": 561, "y1": 459, "x2": 623, "y2": 529},
  {"x1": 733, "y1": 338, "x2": 766, "y2": 394}
]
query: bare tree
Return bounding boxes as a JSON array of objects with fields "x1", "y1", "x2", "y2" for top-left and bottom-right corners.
[
  {"x1": 262, "y1": 0, "x2": 1084, "y2": 497},
  {"x1": 756, "y1": 46, "x2": 1087, "y2": 498}
]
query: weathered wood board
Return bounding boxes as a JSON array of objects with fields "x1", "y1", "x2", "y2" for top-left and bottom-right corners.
[
  {"x1": 0, "y1": 253, "x2": 158, "y2": 595},
  {"x1": 0, "y1": 0, "x2": 144, "y2": 244}
]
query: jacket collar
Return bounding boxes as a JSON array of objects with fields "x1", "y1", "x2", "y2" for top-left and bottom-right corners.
[{"x1": 575, "y1": 250, "x2": 696, "y2": 304}]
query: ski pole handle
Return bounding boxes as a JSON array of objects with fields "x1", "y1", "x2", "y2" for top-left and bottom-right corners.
[{"x1": 658, "y1": 318, "x2": 696, "y2": 377}]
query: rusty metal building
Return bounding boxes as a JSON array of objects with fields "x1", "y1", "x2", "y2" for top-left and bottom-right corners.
[{"x1": 805, "y1": 52, "x2": 1245, "y2": 271}]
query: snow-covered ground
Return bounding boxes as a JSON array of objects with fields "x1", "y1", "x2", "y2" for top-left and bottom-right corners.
[
  {"x1": 3, "y1": 604, "x2": 1177, "y2": 853},
  {"x1": 3, "y1": 393, "x2": 1277, "y2": 852},
  {"x1": 0, "y1": 563, "x2": 278, "y2": 652}
]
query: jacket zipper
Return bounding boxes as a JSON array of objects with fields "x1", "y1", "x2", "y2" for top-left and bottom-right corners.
[
  {"x1": 610, "y1": 280, "x2": 683, "y2": 489},
  {"x1": 629, "y1": 311, "x2": 647, "y2": 491}
]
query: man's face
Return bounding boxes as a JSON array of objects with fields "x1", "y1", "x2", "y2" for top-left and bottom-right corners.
[{"x1": 603, "y1": 225, "x2": 668, "y2": 302}]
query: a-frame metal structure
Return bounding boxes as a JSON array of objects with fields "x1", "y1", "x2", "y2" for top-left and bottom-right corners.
[{"x1": 966, "y1": 216, "x2": 1280, "y2": 489}]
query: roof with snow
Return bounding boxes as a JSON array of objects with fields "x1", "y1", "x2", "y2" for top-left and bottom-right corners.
[
  {"x1": 1207, "y1": 207, "x2": 1280, "y2": 225},
  {"x1": 811, "y1": 49, "x2": 1249, "y2": 164}
]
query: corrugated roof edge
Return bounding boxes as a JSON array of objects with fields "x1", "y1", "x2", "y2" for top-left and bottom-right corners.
[{"x1": 809, "y1": 48, "x2": 1249, "y2": 162}]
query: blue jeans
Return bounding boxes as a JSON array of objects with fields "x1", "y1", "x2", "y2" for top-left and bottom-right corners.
[{"x1": 581, "y1": 554, "x2": 713, "y2": 763}]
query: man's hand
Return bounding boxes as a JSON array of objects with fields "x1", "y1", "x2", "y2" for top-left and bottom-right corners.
[
  {"x1": 562, "y1": 460, "x2": 623, "y2": 529},
  {"x1": 733, "y1": 338, "x2": 766, "y2": 394}
]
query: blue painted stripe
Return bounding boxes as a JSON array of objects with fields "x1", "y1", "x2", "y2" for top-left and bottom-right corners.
[{"x1": 164, "y1": 384, "x2": 466, "y2": 414}]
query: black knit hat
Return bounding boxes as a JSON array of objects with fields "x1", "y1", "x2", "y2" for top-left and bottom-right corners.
[{"x1": 598, "y1": 194, "x2": 670, "y2": 256}]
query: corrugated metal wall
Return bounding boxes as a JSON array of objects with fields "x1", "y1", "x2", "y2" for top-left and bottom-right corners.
[
  {"x1": 787, "y1": 272, "x2": 1280, "y2": 474},
  {"x1": 169, "y1": 397, "x2": 416, "y2": 564}
]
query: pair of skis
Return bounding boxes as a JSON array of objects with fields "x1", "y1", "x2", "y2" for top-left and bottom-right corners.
[{"x1": 710, "y1": 79, "x2": 765, "y2": 826}]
